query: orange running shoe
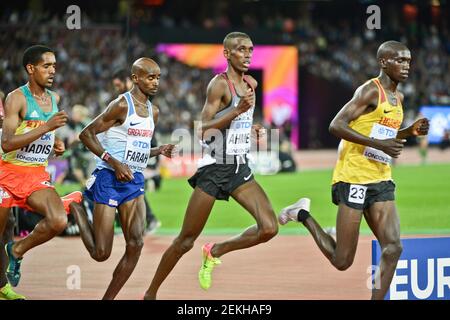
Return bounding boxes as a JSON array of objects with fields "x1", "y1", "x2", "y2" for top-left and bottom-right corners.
[{"x1": 61, "y1": 191, "x2": 83, "y2": 214}]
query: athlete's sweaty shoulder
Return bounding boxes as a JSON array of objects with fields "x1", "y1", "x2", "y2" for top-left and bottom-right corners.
[
  {"x1": 4, "y1": 88, "x2": 26, "y2": 117},
  {"x1": 203, "y1": 74, "x2": 229, "y2": 114},
  {"x1": 207, "y1": 74, "x2": 228, "y2": 98},
  {"x1": 105, "y1": 95, "x2": 128, "y2": 123},
  {"x1": 110, "y1": 95, "x2": 128, "y2": 111},
  {"x1": 330, "y1": 80, "x2": 379, "y2": 128},
  {"x1": 351, "y1": 80, "x2": 379, "y2": 110},
  {"x1": 5, "y1": 88, "x2": 26, "y2": 107}
]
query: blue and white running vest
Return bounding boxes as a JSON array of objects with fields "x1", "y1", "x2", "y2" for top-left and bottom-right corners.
[{"x1": 97, "y1": 92, "x2": 154, "y2": 173}]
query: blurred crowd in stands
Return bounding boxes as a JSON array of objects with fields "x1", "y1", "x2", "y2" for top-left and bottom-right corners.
[
  {"x1": 130, "y1": 1, "x2": 449, "y2": 107},
  {"x1": 130, "y1": 0, "x2": 449, "y2": 109},
  {"x1": 0, "y1": 25, "x2": 213, "y2": 136}
]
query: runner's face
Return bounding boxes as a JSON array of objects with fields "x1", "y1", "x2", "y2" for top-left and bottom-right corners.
[
  {"x1": 29, "y1": 52, "x2": 56, "y2": 88},
  {"x1": 136, "y1": 66, "x2": 160, "y2": 96},
  {"x1": 227, "y1": 38, "x2": 253, "y2": 72},
  {"x1": 384, "y1": 49, "x2": 411, "y2": 83}
]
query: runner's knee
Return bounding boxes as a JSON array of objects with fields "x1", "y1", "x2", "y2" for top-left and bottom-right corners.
[
  {"x1": 92, "y1": 247, "x2": 112, "y2": 262},
  {"x1": 48, "y1": 214, "x2": 68, "y2": 233},
  {"x1": 258, "y1": 222, "x2": 278, "y2": 243},
  {"x1": 126, "y1": 238, "x2": 144, "y2": 254},
  {"x1": 173, "y1": 236, "x2": 195, "y2": 254},
  {"x1": 382, "y1": 242, "x2": 403, "y2": 262},
  {"x1": 334, "y1": 253, "x2": 355, "y2": 271}
]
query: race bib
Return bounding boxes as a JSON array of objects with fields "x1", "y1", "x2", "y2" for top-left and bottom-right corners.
[
  {"x1": 226, "y1": 120, "x2": 252, "y2": 155},
  {"x1": 363, "y1": 123, "x2": 397, "y2": 164},
  {"x1": 124, "y1": 138, "x2": 151, "y2": 172},
  {"x1": 348, "y1": 184, "x2": 367, "y2": 204},
  {"x1": 15, "y1": 131, "x2": 54, "y2": 164}
]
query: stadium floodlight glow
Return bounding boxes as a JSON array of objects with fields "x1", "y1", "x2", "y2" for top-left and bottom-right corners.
[{"x1": 157, "y1": 44, "x2": 299, "y2": 149}]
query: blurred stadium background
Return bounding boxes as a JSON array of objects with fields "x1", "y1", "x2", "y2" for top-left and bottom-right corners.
[{"x1": 1, "y1": 0, "x2": 449, "y2": 237}]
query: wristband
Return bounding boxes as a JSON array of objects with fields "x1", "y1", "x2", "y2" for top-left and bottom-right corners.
[{"x1": 100, "y1": 151, "x2": 111, "y2": 162}]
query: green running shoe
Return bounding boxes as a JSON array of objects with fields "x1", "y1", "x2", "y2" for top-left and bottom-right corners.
[
  {"x1": 0, "y1": 283, "x2": 26, "y2": 300},
  {"x1": 198, "y1": 242, "x2": 221, "y2": 290}
]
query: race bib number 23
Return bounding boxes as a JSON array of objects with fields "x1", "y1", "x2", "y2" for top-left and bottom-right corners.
[{"x1": 348, "y1": 184, "x2": 367, "y2": 204}]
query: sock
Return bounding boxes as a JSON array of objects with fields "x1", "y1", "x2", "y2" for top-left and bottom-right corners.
[{"x1": 297, "y1": 209, "x2": 310, "y2": 222}]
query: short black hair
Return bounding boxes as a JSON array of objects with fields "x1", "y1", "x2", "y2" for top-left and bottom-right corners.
[
  {"x1": 22, "y1": 45, "x2": 54, "y2": 71},
  {"x1": 376, "y1": 41, "x2": 409, "y2": 60},
  {"x1": 112, "y1": 68, "x2": 130, "y2": 82},
  {"x1": 223, "y1": 32, "x2": 251, "y2": 48}
]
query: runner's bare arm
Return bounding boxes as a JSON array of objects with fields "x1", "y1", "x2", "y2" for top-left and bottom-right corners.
[
  {"x1": 396, "y1": 92, "x2": 429, "y2": 139},
  {"x1": 329, "y1": 82, "x2": 379, "y2": 144},
  {"x1": 1, "y1": 90, "x2": 68, "y2": 153},
  {"x1": 198, "y1": 76, "x2": 254, "y2": 137},
  {"x1": 198, "y1": 77, "x2": 235, "y2": 134},
  {"x1": 329, "y1": 82, "x2": 406, "y2": 158},
  {"x1": 79, "y1": 97, "x2": 134, "y2": 181},
  {"x1": 53, "y1": 136, "x2": 65, "y2": 156},
  {"x1": 79, "y1": 97, "x2": 127, "y2": 159}
]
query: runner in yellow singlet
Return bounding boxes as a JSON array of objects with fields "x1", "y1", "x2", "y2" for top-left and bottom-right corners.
[{"x1": 278, "y1": 41, "x2": 429, "y2": 300}]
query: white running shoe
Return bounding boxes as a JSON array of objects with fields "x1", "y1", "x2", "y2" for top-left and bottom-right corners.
[{"x1": 278, "y1": 198, "x2": 311, "y2": 225}]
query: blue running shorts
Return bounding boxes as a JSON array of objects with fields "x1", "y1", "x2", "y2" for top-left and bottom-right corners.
[{"x1": 84, "y1": 168, "x2": 145, "y2": 207}]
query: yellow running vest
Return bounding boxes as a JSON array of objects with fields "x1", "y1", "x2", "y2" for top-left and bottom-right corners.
[{"x1": 332, "y1": 78, "x2": 403, "y2": 184}]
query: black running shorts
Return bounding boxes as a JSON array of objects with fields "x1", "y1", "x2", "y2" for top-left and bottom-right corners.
[
  {"x1": 188, "y1": 162, "x2": 254, "y2": 201},
  {"x1": 331, "y1": 180, "x2": 395, "y2": 210}
]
